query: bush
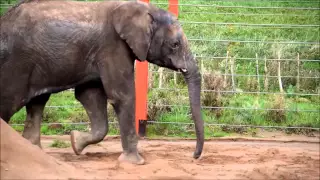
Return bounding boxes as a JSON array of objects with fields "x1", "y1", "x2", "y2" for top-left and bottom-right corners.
[
  {"x1": 265, "y1": 95, "x2": 286, "y2": 124},
  {"x1": 147, "y1": 90, "x2": 173, "y2": 121},
  {"x1": 202, "y1": 71, "x2": 225, "y2": 117}
]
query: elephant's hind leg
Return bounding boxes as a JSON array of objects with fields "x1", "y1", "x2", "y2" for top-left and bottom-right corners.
[
  {"x1": 22, "y1": 93, "x2": 51, "y2": 148},
  {"x1": 71, "y1": 81, "x2": 108, "y2": 155}
]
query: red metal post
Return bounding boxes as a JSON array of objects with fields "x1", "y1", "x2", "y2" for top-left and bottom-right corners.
[
  {"x1": 135, "y1": 0, "x2": 150, "y2": 136},
  {"x1": 135, "y1": 0, "x2": 179, "y2": 136},
  {"x1": 169, "y1": 0, "x2": 179, "y2": 17}
]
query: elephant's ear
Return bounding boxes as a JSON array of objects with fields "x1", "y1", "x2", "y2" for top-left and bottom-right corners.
[{"x1": 113, "y1": 2, "x2": 154, "y2": 61}]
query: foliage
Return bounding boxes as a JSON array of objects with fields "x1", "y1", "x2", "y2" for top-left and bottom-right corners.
[
  {"x1": 265, "y1": 94, "x2": 286, "y2": 123},
  {"x1": 202, "y1": 71, "x2": 225, "y2": 117}
]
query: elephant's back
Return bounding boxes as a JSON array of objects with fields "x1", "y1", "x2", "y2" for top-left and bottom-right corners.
[{"x1": 1, "y1": 0, "x2": 125, "y2": 24}]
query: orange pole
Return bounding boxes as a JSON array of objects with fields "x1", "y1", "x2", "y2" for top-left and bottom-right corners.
[
  {"x1": 169, "y1": 0, "x2": 179, "y2": 17},
  {"x1": 135, "y1": 0, "x2": 149, "y2": 135}
]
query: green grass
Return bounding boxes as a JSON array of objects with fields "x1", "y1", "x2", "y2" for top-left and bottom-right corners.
[
  {"x1": 151, "y1": 0, "x2": 320, "y2": 91},
  {"x1": 1, "y1": 0, "x2": 319, "y2": 137},
  {"x1": 10, "y1": 89, "x2": 319, "y2": 137}
]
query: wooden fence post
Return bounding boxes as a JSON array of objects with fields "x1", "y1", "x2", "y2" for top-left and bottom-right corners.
[
  {"x1": 158, "y1": 67, "x2": 164, "y2": 88},
  {"x1": 135, "y1": 0, "x2": 150, "y2": 137},
  {"x1": 223, "y1": 51, "x2": 229, "y2": 88},
  {"x1": 230, "y1": 57, "x2": 236, "y2": 92},
  {"x1": 256, "y1": 53, "x2": 260, "y2": 91},
  {"x1": 264, "y1": 56, "x2": 269, "y2": 91},
  {"x1": 277, "y1": 50, "x2": 284, "y2": 93},
  {"x1": 296, "y1": 53, "x2": 300, "y2": 91}
]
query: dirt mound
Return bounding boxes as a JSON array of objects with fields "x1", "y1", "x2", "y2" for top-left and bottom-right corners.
[{"x1": 0, "y1": 119, "x2": 94, "y2": 180}]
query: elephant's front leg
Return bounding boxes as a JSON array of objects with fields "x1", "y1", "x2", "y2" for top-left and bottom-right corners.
[
  {"x1": 111, "y1": 94, "x2": 144, "y2": 165},
  {"x1": 70, "y1": 81, "x2": 109, "y2": 155},
  {"x1": 22, "y1": 94, "x2": 51, "y2": 148},
  {"x1": 100, "y1": 66, "x2": 144, "y2": 164}
]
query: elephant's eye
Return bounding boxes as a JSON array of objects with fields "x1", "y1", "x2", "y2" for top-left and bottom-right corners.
[{"x1": 172, "y1": 41, "x2": 180, "y2": 49}]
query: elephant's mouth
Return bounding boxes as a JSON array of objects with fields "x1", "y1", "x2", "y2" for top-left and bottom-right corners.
[
  {"x1": 163, "y1": 65, "x2": 186, "y2": 73},
  {"x1": 171, "y1": 68, "x2": 187, "y2": 73},
  {"x1": 180, "y1": 68, "x2": 187, "y2": 73}
]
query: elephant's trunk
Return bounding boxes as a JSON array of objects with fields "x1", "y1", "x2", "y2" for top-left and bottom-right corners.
[{"x1": 182, "y1": 57, "x2": 204, "y2": 159}]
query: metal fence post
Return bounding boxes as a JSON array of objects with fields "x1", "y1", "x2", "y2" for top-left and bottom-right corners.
[
  {"x1": 135, "y1": 0, "x2": 150, "y2": 137},
  {"x1": 169, "y1": 0, "x2": 179, "y2": 17}
]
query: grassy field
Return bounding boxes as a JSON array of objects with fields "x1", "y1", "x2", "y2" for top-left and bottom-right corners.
[{"x1": 1, "y1": 0, "x2": 319, "y2": 137}]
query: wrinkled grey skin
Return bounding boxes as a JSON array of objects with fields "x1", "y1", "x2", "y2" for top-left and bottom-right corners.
[{"x1": 0, "y1": 0, "x2": 204, "y2": 164}]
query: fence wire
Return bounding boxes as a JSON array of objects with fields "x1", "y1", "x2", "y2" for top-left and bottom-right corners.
[
  {"x1": 194, "y1": 56, "x2": 320, "y2": 62},
  {"x1": 151, "y1": 88, "x2": 320, "y2": 97},
  {"x1": 50, "y1": 87, "x2": 320, "y2": 96},
  {"x1": 181, "y1": 21, "x2": 320, "y2": 28},
  {"x1": 150, "y1": 71, "x2": 319, "y2": 79},
  {"x1": 1, "y1": 0, "x2": 319, "y2": 133},
  {"x1": 161, "y1": 0, "x2": 319, "y2": 3},
  {"x1": 42, "y1": 104, "x2": 319, "y2": 113},
  {"x1": 189, "y1": 38, "x2": 319, "y2": 45},
  {"x1": 151, "y1": 3, "x2": 320, "y2": 10},
  {"x1": 180, "y1": 12, "x2": 320, "y2": 17},
  {"x1": 9, "y1": 122, "x2": 320, "y2": 130}
]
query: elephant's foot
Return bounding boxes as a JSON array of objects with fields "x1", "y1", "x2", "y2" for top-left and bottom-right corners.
[
  {"x1": 118, "y1": 152, "x2": 145, "y2": 165},
  {"x1": 35, "y1": 142, "x2": 42, "y2": 149},
  {"x1": 22, "y1": 133, "x2": 42, "y2": 149},
  {"x1": 29, "y1": 139, "x2": 42, "y2": 148},
  {"x1": 30, "y1": 140, "x2": 42, "y2": 149},
  {"x1": 70, "y1": 130, "x2": 87, "y2": 155}
]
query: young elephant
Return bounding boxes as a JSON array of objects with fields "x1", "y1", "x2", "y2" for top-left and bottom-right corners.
[{"x1": 0, "y1": 0, "x2": 204, "y2": 165}]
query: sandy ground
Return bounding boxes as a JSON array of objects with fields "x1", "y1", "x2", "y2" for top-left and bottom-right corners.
[
  {"x1": 42, "y1": 136, "x2": 319, "y2": 180},
  {"x1": 1, "y1": 119, "x2": 319, "y2": 180}
]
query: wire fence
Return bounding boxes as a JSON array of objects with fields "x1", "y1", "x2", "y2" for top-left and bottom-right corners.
[
  {"x1": 9, "y1": 122, "x2": 320, "y2": 130},
  {"x1": 1, "y1": 0, "x2": 319, "y2": 133},
  {"x1": 195, "y1": 56, "x2": 320, "y2": 62},
  {"x1": 151, "y1": 3, "x2": 320, "y2": 10},
  {"x1": 180, "y1": 12, "x2": 320, "y2": 17},
  {"x1": 39, "y1": 103, "x2": 318, "y2": 113}
]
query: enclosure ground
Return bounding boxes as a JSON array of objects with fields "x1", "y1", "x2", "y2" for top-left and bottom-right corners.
[{"x1": 39, "y1": 135, "x2": 320, "y2": 180}]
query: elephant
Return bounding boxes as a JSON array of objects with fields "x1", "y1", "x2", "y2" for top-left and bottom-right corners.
[{"x1": 0, "y1": 0, "x2": 204, "y2": 165}]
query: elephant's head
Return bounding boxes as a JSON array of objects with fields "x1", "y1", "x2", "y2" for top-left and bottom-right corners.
[{"x1": 112, "y1": 1, "x2": 204, "y2": 159}]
